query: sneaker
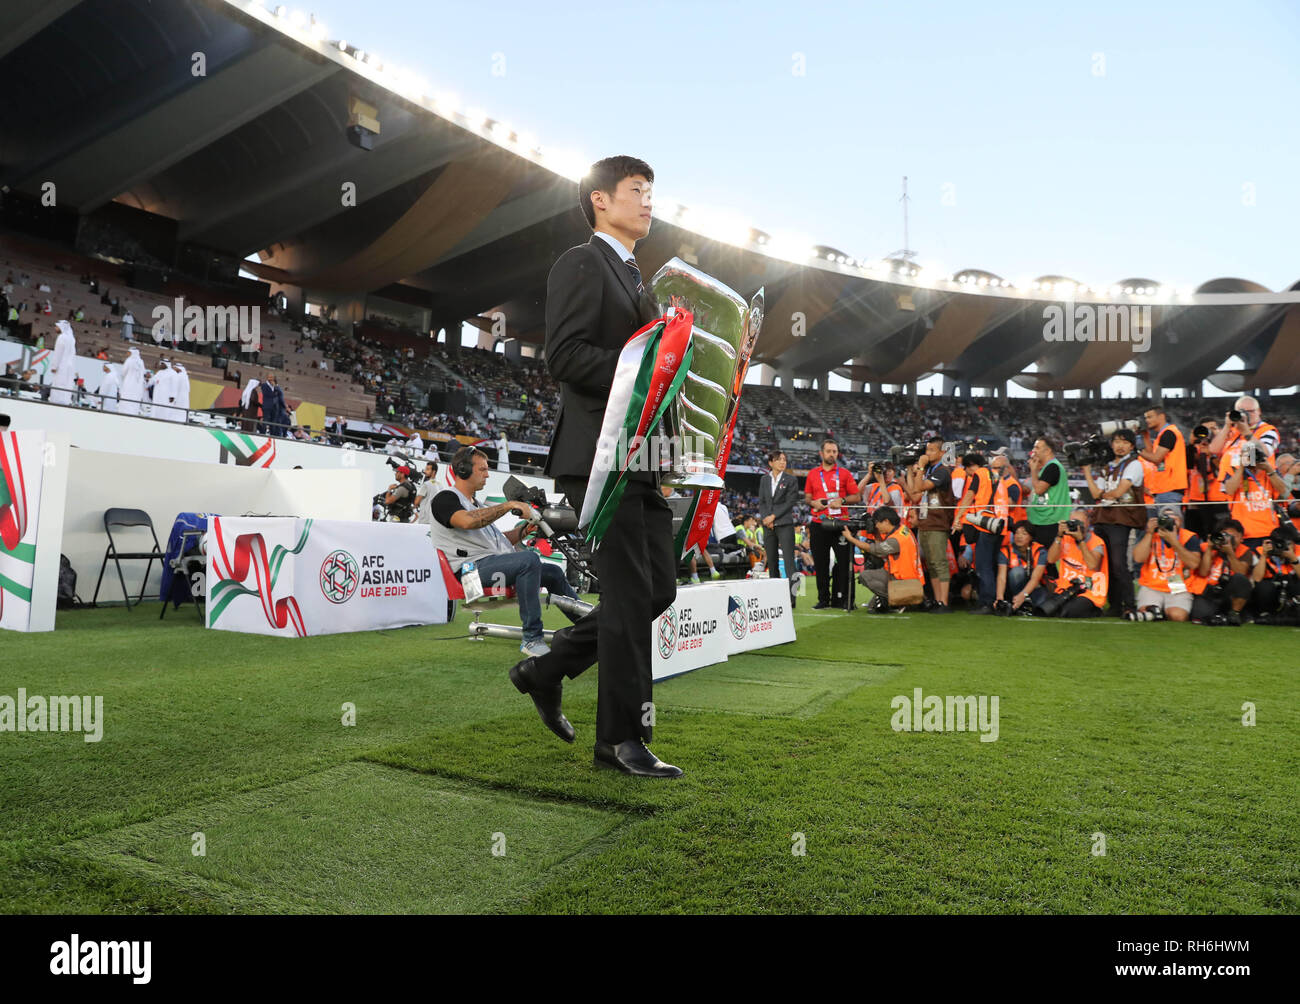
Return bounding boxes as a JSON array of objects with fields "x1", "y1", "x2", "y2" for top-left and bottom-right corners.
[
  {"x1": 969, "y1": 605, "x2": 994, "y2": 615},
  {"x1": 930, "y1": 603, "x2": 952, "y2": 614},
  {"x1": 520, "y1": 638, "x2": 551, "y2": 657},
  {"x1": 689, "y1": 575, "x2": 700, "y2": 584},
  {"x1": 710, "y1": 569, "x2": 722, "y2": 580}
]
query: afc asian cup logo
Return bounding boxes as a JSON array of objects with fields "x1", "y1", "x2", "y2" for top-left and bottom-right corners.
[
  {"x1": 727, "y1": 594, "x2": 748, "y2": 640},
  {"x1": 320, "y1": 549, "x2": 360, "y2": 604},
  {"x1": 656, "y1": 605, "x2": 678, "y2": 660}
]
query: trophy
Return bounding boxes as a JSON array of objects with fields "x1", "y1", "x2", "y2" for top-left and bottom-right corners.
[{"x1": 649, "y1": 258, "x2": 764, "y2": 490}]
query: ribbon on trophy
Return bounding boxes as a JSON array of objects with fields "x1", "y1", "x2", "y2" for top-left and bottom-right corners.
[
  {"x1": 673, "y1": 305, "x2": 760, "y2": 561},
  {"x1": 580, "y1": 308, "x2": 695, "y2": 543},
  {"x1": 0, "y1": 431, "x2": 35, "y2": 622}
]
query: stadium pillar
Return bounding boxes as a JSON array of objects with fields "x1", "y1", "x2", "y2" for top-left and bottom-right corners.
[
  {"x1": 760, "y1": 365, "x2": 776, "y2": 386},
  {"x1": 820, "y1": 372, "x2": 830, "y2": 402}
]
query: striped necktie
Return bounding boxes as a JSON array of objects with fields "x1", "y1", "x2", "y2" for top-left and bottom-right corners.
[{"x1": 624, "y1": 259, "x2": 645, "y2": 296}]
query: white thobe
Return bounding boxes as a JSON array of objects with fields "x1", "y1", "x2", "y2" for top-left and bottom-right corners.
[
  {"x1": 98, "y1": 370, "x2": 120, "y2": 412},
  {"x1": 120, "y1": 351, "x2": 146, "y2": 415},
  {"x1": 48, "y1": 328, "x2": 77, "y2": 405}
]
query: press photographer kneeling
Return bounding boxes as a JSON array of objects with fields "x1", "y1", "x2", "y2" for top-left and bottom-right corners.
[
  {"x1": 842, "y1": 506, "x2": 924, "y2": 613},
  {"x1": 1187, "y1": 519, "x2": 1254, "y2": 626},
  {"x1": 995, "y1": 521, "x2": 1050, "y2": 614},
  {"x1": 1129, "y1": 508, "x2": 1202, "y2": 622},
  {"x1": 430, "y1": 447, "x2": 591, "y2": 657},
  {"x1": 1250, "y1": 526, "x2": 1300, "y2": 623},
  {"x1": 1043, "y1": 509, "x2": 1108, "y2": 618}
]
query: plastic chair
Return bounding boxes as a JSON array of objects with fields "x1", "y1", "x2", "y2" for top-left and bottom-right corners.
[{"x1": 92, "y1": 508, "x2": 163, "y2": 610}]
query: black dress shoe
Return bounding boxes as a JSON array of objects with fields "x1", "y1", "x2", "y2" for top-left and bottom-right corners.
[
  {"x1": 812, "y1": 601, "x2": 832, "y2": 610},
  {"x1": 593, "y1": 739, "x2": 683, "y2": 778},
  {"x1": 508, "y1": 657, "x2": 574, "y2": 743}
]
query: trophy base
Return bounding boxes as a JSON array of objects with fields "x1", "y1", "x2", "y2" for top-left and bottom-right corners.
[{"x1": 661, "y1": 471, "x2": 725, "y2": 491}]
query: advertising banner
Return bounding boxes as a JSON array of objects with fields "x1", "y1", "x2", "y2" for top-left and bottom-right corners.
[
  {"x1": 0, "y1": 431, "x2": 46, "y2": 632},
  {"x1": 206, "y1": 516, "x2": 447, "y2": 637},
  {"x1": 717, "y1": 576, "x2": 797, "y2": 654},
  {"x1": 651, "y1": 583, "x2": 730, "y2": 682}
]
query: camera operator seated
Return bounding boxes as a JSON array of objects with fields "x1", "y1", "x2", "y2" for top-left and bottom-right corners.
[
  {"x1": 1186, "y1": 519, "x2": 1254, "y2": 626},
  {"x1": 1044, "y1": 509, "x2": 1108, "y2": 618},
  {"x1": 996, "y1": 521, "x2": 1050, "y2": 614},
  {"x1": 384, "y1": 466, "x2": 417, "y2": 523},
  {"x1": 1219, "y1": 439, "x2": 1288, "y2": 549},
  {"x1": 1131, "y1": 507, "x2": 1203, "y2": 622},
  {"x1": 1249, "y1": 527, "x2": 1299, "y2": 623},
  {"x1": 841, "y1": 506, "x2": 923, "y2": 613},
  {"x1": 430, "y1": 447, "x2": 588, "y2": 657}
]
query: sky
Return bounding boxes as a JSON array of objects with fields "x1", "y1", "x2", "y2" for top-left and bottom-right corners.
[{"x1": 277, "y1": 0, "x2": 1300, "y2": 395}]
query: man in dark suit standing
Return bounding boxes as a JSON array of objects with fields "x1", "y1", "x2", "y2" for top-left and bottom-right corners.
[
  {"x1": 759, "y1": 450, "x2": 800, "y2": 605},
  {"x1": 507, "y1": 155, "x2": 682, "y2": 779}
]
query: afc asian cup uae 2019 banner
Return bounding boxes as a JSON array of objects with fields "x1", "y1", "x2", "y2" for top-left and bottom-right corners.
[
  {"x1": 206, "y1": 516, "x2": 447, "y2": 637},
  {"x1": 0, "y1": 431, "x2": 46, "y2": 632}
]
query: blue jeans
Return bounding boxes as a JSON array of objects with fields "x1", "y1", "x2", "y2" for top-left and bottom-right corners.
[
  {"x1": 1006, "y1": 566, "x2": 1049, "y2": 609},
  {"x1": 469, "y1": 551, "x2": 579, "y2": 642},
  {"x1": 1148, "y1": 489, "x2": 1185, "y2": 521},
  {"x1": 974, "y1": 530, "x2": 998, "y2": 607}
]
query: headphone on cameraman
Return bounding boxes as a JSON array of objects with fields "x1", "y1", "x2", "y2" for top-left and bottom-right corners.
[{"x1": 451, "y1": 446, "x2": 481, "y2": 481}]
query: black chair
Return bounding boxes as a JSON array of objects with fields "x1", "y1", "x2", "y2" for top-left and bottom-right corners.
[
  {"x1": 160, "y1": 530, "x2": 206, "y2": 622},
  {"x1": 92, "y1": 508, "x2": 163, "y2": 610}
]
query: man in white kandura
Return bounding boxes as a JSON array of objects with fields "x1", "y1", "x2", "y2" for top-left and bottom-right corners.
[
  {"x1": 148, "y1": 356, "x2": 175, "y2": 420},
  {"x1": 119, "y1": 347, "x2": 145, "y2": 416},
  {"x1": 170, "y1": 360, "x2": 190, "y2": 422},
  {"x1": 48, "y1": 320, "x2": 77, "y2": 405},
  {"x1": 97, "y1": 362, "x2": 120, "y2": 413}
]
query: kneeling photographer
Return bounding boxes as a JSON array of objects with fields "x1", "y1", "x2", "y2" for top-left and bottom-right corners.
[
  {"x1": 996, "y1": 521, "x2": 1050, "y2": 614},
  {"x1": 430, "y1": 447, "x2": 590, "y2": 657},
  {"x1": 1130, "y1": 507, "x2": 1202, "y2": 622},
  {"x1": 1079, "y1": 428, "x2": 1146, "y2": 617},
  {"x1": 1187, "y1": 519, "x2": 1254, "y2": 626},
  {"x1": 1043, "y1": 508, "x2": 1108, "y2": 618},
  {"x1": 1250, "y1": 526, "x2": 1300, "y2": 623},
  {"x1": 842, "y1": 505, "x2": 923, "y2": 613}
]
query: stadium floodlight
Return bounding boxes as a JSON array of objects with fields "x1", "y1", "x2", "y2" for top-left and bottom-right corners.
[
  {"x1": 763, "y1": 232, "x2": 816, "y2": 263},
  {"x1": 274, "y1": 5, "x2": 287, "y2": 16},
  {"x1": 1124, "y1": 286, "x2": 1134, "y2": 294},
  {"x1": 1056, "y1": 282, "x2": 1075, "y2": 296},
  {"x1": 335, "y1": 39, "x2": 347, "y2": 52},
  {"x1": 434, "y1": 91, "x2": 459, "y2": 115},
  {"x1": 516, "y1": 131, "x2": 538, "y2": 154},
  {"x1": 310, "y1": 18, "x2": 327, "y2": 40},
  {"x1": 489, "y1": 120, "x2": 513, "y2": 143},
  {"x1": 464, "y1": 107, "x2": 487, "y2": 130},
  {"x1": 289, "y1": 9, "x2": 307, "y2": 30}
]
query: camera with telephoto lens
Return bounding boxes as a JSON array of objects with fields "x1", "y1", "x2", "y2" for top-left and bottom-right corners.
[
  {"x1": 1192, "y1": 424, "x2": 1210, "y2": 442},
  {"x1": 1064, "y1": 434, "x2": 1112, "y2": 469},
  {"x1": 1227, "y1": 408, "x2": 1244, "y2": 424},
  {"x1": 500, "y1": 476, "x2": 595, "y2": 592},
  {"x1": 967, "y1": 512, "x2": 1006, "y2": 535},
  {"x1": 1064, "y1": 518, "x2": 1085, "y2": 534},
  {"x1": 1156, "y1": 512, "x2": 1179, "y2": 533},
  {"x1": 1124, "y1": 605, "x2": 1166, "y2": 622},
  {"x1": 993, "y1": 598, "x2": 1013, "y2": 616},
  {"x1": 1036, "y1": 579, "x2": 1087, "y2": 617},
  {"x1": 1210, "y1": 529, "x2": 1232, "y2": 551},
  {"x1": 1099, "y1": 419, "x2": 1142, "y2": 437},
  {"x1": 891, "y1": 441, "x2": 927, "y2": 468}
]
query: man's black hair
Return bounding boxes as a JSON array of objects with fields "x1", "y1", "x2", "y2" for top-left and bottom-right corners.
[
  {"x1": 579, "y1": 156, "x2": 654, "y2": 229},
  {"x1": 820, "y1": 438, "x2": 838, "y2": 450},
  {"x1": 873, "y1": 505, "x2": 900, "y2": 527},
  {"x1": 927, "y1": 435, "x2": 944, "y2": 447},
  {"x1": 963, "y1": 452, "x2": 985, "y2": 468},
  {"x1": 1145, "y1": 402, "x2": 1168, "y2": 416},
  {"x1": 1110, "y1": 428, "x2": 1137, "y2": 447},
  {"x1": 767, "y1": 450, "x2": 786, "y2": 465},
  {"x1": 1038, "y1": 436, "x2": 1059, "y2": 454},
  {"x1": 1012, "y1": 520, "x2": 1033, "y2": 536}
]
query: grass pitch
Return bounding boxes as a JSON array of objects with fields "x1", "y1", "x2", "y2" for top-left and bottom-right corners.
[{"x1": 1, "y1": 600, "x2": 1296, "y2": 914}]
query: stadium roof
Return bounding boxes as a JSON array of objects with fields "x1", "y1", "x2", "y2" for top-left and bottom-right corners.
[{"x1": 3, "y1": 0, "x2": 1299, "y2": 391}]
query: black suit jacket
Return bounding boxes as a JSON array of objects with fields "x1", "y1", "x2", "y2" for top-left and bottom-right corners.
[
  {"x1": 759, "y1": 471, "x2": 800, "y2": 527},
  {"x1": 543, "y1": 235, "x2": 660, "y2": 480}
]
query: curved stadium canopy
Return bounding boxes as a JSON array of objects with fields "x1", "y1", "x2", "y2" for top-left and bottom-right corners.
[{"x1": 2, "y1": 0, "x2": 1298, "y2": 393}]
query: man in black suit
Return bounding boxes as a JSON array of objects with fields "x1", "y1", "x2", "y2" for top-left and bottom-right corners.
[
  {"x1": 758, "y1": 449, "x2": 800, "y2": 604},
  {"x1": 508, "y1": 155, "x2": 683, "y2": 779}
]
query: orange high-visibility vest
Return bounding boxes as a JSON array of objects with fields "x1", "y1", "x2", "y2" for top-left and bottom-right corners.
[
  {"x1": 1002, "y1": 539, "x2": 1044, "y2": 571},
  {"x1": 1145, "y1": 423, "x2": 1188, "y2": 493},
  {"x1": 1009, "y1": 480, "x2": 1028, "y2": 525},
  {"x1": 961, "y1": 466, "x2": 994, "y2": 530},
  {"x1": 1055, "y1": 532, "x2": 1108, "y2": 609},
  {"x1": 1187, "y1": 542, "x2": 1251, "y2": 594},
  {"x1": 1228, "y1": 471, "x2": 1281, "y2": 539},
  {"x1": 1217, "y1": 424, "x2": 1280, "y2": 482},
  {"x1": 885, "y1": 525, "x2": 924, "y2": 581},
  {"x1": 1138, "y1": 527, "x2": 1198, "y2": 592}
]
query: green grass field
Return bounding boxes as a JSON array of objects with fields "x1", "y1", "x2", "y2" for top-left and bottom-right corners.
[{"x1": 2, "y1": 598, "x2": 1297, "y2": 914}]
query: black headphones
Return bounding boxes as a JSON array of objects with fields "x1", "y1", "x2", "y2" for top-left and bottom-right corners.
[{"x1": 452, "y1": 447, "x2": 479, "y2": 480}]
